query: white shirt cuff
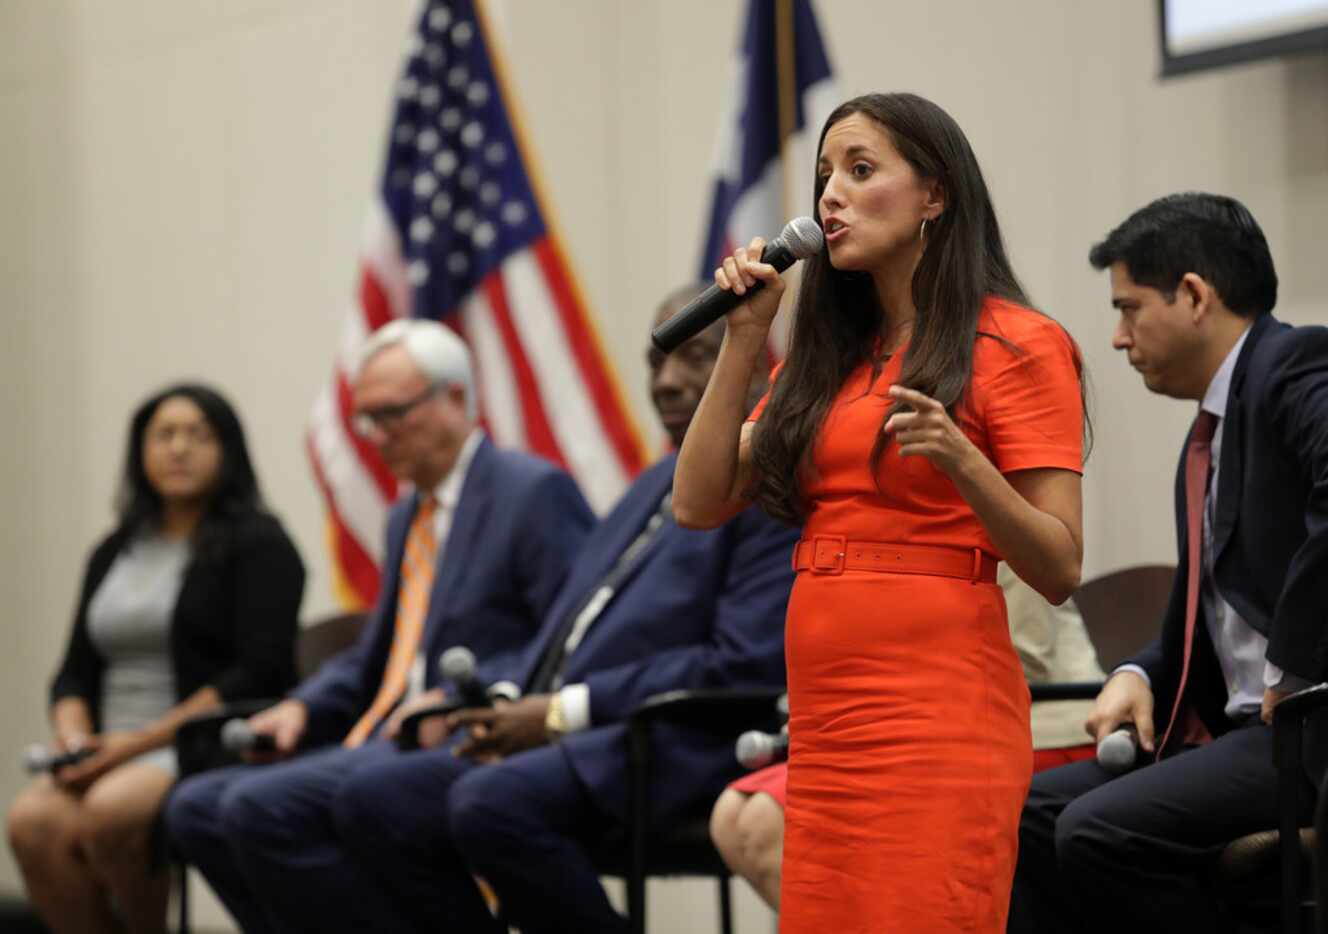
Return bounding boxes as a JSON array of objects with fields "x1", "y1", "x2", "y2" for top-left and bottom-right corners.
[
  {"x1": 558, "y1": 683, "x2": 591, "y2": 733},
  {"x1": 487, "y1": 680, "x2": 522, "y2": 703},
  {"x1": 1265, "y1": 661, "x2": 1314, "y2": 693},
  {"x1": 1113, "y1": 664, "x2": 1151, "y2": 687}
]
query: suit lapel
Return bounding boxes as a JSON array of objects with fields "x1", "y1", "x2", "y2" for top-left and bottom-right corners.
[
  {"x1": 519, "y1": 459, "x2": 674, "y2": 687},
  {"x1": 1212, "y1": 400, "x2": 1243, "y2": 563},
  {"x1": 577, "y1": 462, "x2": 673, "y2": 593},
  {"x1": 1212, "y1": 316, "x2": 1275, "y2": 563}
]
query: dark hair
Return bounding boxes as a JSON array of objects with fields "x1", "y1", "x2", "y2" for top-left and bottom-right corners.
[
  {"x1": 1088, "y1": 192, "x2": 1277, "y2": 318},
  {"x1": 751, "y1": 92, "x2": 1081, "y2": 524},
  {"x1": 113, "y1": 384, "x2": 265, "y2": 562}
]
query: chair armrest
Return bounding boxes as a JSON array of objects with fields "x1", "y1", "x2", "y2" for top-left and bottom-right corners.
[
  {"x1": 396, "y1": 700, "x2": 465, "y2": 751},
  {"x1": 626, "y1": 688, "x2": 787, "y2": 737},
  {"x1": 1269, "y1": 683, "x2": 1328, "y2": 925},
  {"x1": 1029, "y1": 681, "x2": 1104, "y2": 703},
  {"x1": 1272, "y1": 682, "x2": 1328, "y2": 726},
  {"x1": 174, "y1": 699, "x2": 278, "y2": 778},
  {"x1": 620, "y1": 687, "x2": 786, "y2": 914}
]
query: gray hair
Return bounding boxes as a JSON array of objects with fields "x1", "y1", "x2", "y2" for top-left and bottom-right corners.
[{"x1": 357, "y1": 319, "x2": 478, "y2": 421}]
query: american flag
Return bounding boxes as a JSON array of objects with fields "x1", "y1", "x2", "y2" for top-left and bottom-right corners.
[
  {"x1": 308, "y1": 0, "x2": 645, "y2": 608},
  {"x1": 699, "y1": 0, "x2": 837, "y2": 352}
]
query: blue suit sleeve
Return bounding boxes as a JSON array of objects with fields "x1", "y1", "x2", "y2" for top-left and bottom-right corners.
[
  {"x1": 292, "y1": 505, "x2": 409, "y2": 743},
  {"x1": 472, "y1": 469, "x2": 593, "y2": 688},
  {"x1": 1262, "y1": 328, "x2": 1328, "y2": 678},
  {"x1": 515, "y1": 470, "x2": 594, "y2": 622},
  {"x1": 581, "y1": 512, "x2": 796, "y2": 725}
]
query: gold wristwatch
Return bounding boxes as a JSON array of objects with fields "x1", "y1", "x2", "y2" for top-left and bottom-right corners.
[{"x1": 544, "y1": 693, "x2": 568, "y2": 742}]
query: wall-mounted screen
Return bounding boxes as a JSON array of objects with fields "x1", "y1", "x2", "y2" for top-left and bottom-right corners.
[{"x1": 1159, "y1": 0, "x2": 1328, "y2": 76}]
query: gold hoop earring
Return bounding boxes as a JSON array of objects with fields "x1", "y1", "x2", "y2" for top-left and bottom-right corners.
[{"x1": 920, "y1": 218, "x2": 930, "y2": 241}]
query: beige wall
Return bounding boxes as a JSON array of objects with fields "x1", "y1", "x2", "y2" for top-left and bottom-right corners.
[{"x1": 1, "y1": 1, "x2": 1324, "y2": 930}]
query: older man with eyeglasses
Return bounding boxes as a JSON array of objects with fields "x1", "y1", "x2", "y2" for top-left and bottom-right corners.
[{"x1": 163, "y1": 319, "x2": 594, "y2": 934}]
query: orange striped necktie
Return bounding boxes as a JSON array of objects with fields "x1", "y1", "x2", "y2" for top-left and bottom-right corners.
[{"x1": 344, "y1": 495, "x2": 439, "y2": 748}]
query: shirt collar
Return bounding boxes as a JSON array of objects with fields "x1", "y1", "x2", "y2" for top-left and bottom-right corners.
[
  {"x1": 428, "y1": 427, "x2": 484, "y2": 512},
  {"x1": 1200, "y1": 326, "x2": 1252, "y2": 421}
]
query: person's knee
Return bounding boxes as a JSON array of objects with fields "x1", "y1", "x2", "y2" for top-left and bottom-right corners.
[
  {"x1": 709, "y1": 789, "x2": 748, "y2": 866},
  {"x1": 734, "y1": 794, "x2": 783, "y2": 875},
  {"x1": 164, "y1": 776, "x2": 219, "y2": 855},
  {"x1": 448, "y1": 769, "x2": 514, "y2": 865},
  {"x1": 7, "y1": 785, "x2": 76, "y2": 866},
  {"x1": 78, "y1": 786, "x2": 149, "y2": 871},
  {"x1": 1053, "y1": 795, "x2": 1110, "y2": 875},
  {"x1": 217, "y1": 772, "x2": 283, "y2": 854},
  {"x1": 330, "y1": 768, "x2": 391, "y2": 848}
]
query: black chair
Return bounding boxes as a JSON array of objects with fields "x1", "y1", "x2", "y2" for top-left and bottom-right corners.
[
  {"x1": 1055, "y1": 567, "x2": 1327, "y2": 934},
  {"x1": 167, "y1": 611, "x2": 367, "y2": 933},
  {"x1": 1315, "y1": 767, "x2": 1328, "y2": 934},
  {"x1": 1217, "y1": 683, "x2": 1328, "y2": 934},
  {"x1": 395, "y1": 686, "x2": 785, "y2": 933},
  {"x1": 594, "y1": 688, "x2": 786, "y2": 934}
]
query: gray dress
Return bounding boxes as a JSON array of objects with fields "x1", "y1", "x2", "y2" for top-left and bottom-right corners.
[{"x1": 85, "y1": 534, "x2": 191, "y2": 776}]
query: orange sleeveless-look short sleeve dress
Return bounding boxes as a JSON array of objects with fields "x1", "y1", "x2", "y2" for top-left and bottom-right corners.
[{"x1": 751, "y1": 298, "x2": 1083, "y2": 932}]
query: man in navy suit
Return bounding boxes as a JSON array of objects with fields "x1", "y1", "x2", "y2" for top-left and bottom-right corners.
[
  {"x1": 286, "y1": 286, "x2": 798, "y2": 934},
  {"x1": 163, "y1": 319, "x2": 593, "y2": 934},
  {"x1": 1010, "y1": 193, "x2": 1328, "y2": 932}
]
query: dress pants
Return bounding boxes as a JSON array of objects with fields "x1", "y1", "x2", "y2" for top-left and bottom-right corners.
[
  {"x1": 334, "y1": 739, "x2": 624, "y2": 932},
  {"x1": 446, "y1": 743, "x2": 626, "y2": 933},
  {"x1": 164, "y1": 741, "x2": 497, "y2": 934},
  {"x1": 1009, "y1": 720, "x2": 1313, "y2": 933},
  {"x1": 167, "y1": 738, "x2": 625, "y2": 932}
]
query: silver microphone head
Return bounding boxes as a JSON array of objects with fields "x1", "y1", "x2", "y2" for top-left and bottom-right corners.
[
  {"x1": 439, "y1": 646, "x2": 477, "y2": 683},
  {"x1": 778, "y1": 216, "x2": 824, "y2": 260},
  {"x1": 1096, "y1": 728, "x2": 1138, "y2": 775},
  {"x1": 21, "y1": 744, "x2": 49, "y2": 774},
  {"x1": 220, "y1": 718, "x2": 255, "y2": 754},
  {"x1": 735, "y1": 730, "x2": 778, "y2": 770}
]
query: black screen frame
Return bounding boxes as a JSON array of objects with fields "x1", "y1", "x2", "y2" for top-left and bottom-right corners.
[{"x1": 1157, "y1": 0, "x2": 1328, "y2": 77}]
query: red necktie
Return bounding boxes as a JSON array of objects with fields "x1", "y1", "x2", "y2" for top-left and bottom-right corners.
[{"x1": 1157, "y1": 411, "x2": 1218, "y2": 758}]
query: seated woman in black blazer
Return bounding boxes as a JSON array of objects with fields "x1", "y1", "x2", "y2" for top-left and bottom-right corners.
[{"x1": 6, "y1": 384, "x2": 304, "y2": 933}]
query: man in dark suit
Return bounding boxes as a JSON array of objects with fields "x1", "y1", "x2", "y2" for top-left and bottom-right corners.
[
  {"x1": 163, "y1": 319, "x2": 593, "y2": 934},
  {"x1": 287, "y1": 286, "x2": 798, "y2": 934},
  {"x1": 1009, "y1": 193, "x2": 1328, "y2": 932}
]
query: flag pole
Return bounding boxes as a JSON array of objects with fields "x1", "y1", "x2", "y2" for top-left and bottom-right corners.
[
  {"x1": 775, "y1": 0, "x2": 797, "y2": 224},
  {"x1": 774, "y1": 0, "x2": 801, "y2": 345}
]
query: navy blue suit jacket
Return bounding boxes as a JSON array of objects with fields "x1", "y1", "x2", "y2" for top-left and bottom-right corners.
[
  {"x1": 295, "y1": 438, "x2": 594, "y2": 745},
  {"x1": 506, "y1": 453, "x2": 798, "y2": 827},
  {"x1": 1129, "y1": 314, "x2": 1328, "y2": 736}
]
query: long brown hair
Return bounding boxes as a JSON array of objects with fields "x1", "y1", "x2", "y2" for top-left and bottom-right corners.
[{"x1": 750, "y1": 92, "x2": 1082, "y2": 524}]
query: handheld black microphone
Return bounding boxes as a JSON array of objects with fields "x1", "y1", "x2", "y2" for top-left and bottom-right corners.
[
  {"x1": 220, "y1": 719, "x2": 277, "y2": 755},
  {"x1": 651, "y1": 217, "x2": 824, "y2": 354},
  {"x1": 1096, "y1": 724, "x2": 1139, "y2": 775},
  {"x1": 21, "y1": 744, "x2": 93, "y2": 775},
  {"x1": 735, "y1": 728, "x2": 790, "y2": 771},
  {"x1": 438, "y1": 646, "x2": 492, "y2": 709}
]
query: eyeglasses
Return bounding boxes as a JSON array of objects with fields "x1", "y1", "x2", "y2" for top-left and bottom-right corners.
[
  {"x1": 352, "y1": 385, "x2": 440, "y2": 438},
  {"x1": 145, "y1": 424, "x2": 217, "y2": 447}
]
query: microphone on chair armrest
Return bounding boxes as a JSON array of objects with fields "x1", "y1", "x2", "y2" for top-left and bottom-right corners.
[{"x1": 735, "y1": 728, "x2": 790, "y2": 771}]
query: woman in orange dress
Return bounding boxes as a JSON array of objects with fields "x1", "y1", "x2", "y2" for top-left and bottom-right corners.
[{"x1": 673, "y1": 92, "x2": 1086, "y2": 932}]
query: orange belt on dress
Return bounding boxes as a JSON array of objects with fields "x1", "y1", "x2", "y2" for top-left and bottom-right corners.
[{"x1": 792, "y1": 536, "x2": 998, "y2": 583}]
